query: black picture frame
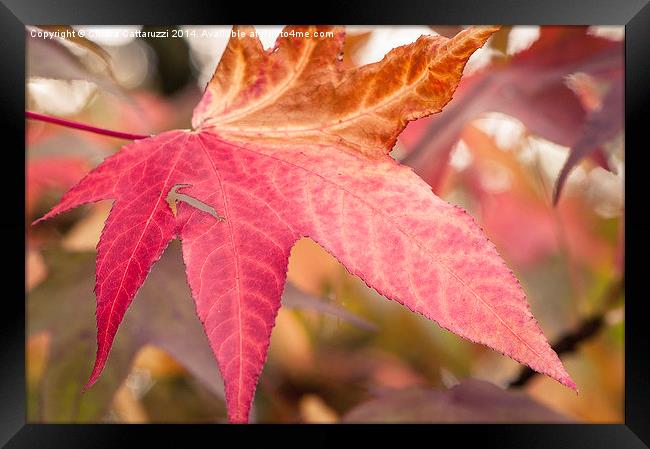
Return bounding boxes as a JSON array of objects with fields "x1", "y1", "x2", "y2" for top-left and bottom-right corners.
[{"x1": 3, "y1": 0, "x2": 648, "y2": 447}]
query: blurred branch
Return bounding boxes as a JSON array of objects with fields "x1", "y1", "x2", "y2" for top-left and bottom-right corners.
[
  {"x1": 509, "y1": 277, "x2": 624, "y2": 388},
  {"x1": 26, "y1": 111, "x2": 149, "y2": 141}
]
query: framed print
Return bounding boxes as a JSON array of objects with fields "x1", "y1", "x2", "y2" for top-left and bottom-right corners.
[{"x1": 2, "y1": 0, "x2": 648, "y2": 446}]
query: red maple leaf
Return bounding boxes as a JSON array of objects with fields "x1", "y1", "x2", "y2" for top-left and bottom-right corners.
[{"x1": 34, "y1": 25, "x2": 574, "y2": 423}]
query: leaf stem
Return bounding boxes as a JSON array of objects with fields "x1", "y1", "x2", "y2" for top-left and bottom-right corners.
[{"x1": 26, "y1": 111, "x2": 149, "y2": 141}]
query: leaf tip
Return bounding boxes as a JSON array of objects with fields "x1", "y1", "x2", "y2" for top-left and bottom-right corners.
[
  {"x1": 82, "y1": 355, "x2": 107, "y2": 392},
  {"x1": 32, "y1": 210, "x2": 57, "y2": 226},
  {"x1": 549, "y1": 362, "x2": 577, "y2": 392},
  {"x1": 562, "y1": 376, "x2": 578, "y2": 392},
  {"x1": 81, "y1": 376, "x2": 98, "y2": 393}
]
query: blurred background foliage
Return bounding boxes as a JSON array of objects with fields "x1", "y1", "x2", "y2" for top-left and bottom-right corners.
[{"x1": 26, "y1": 25, "x2": 624, "y2": 423}]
